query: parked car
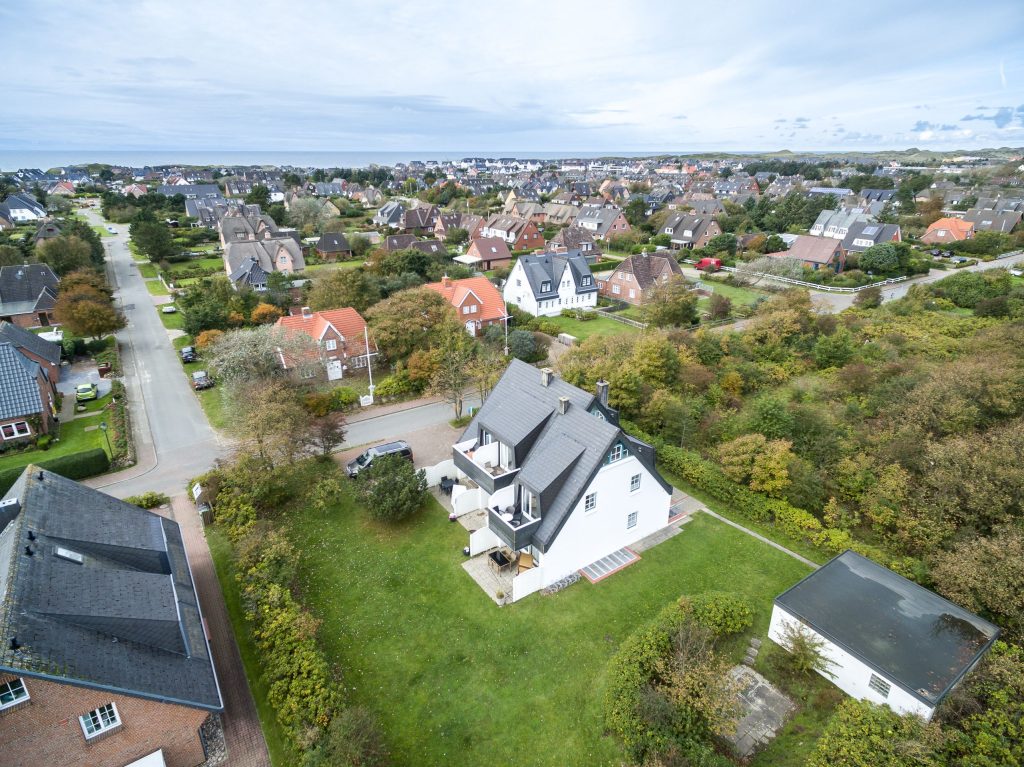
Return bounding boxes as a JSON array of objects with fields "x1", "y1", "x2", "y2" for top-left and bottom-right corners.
[
  {"x1": 162, "y1": 305, "x2": 177, "y2": 314},
  {"x1": 180, "y1": 346, "x2": 197, "y2": 363},
  {"x1": 695, "y1": 257, "x2": 722, "y2": 272},
  {"x1": 106, "y1": 226, "x2": 117, "y2": 234},
  {"x1": 75, "y1": 383, "x2": 98, "y2": 402},
  {"x1": 191, "y1": 371, "x2": 214, "y2": 390},
  {"x1": 346, "y1": 440, "x2": 414, "y2": 478}
]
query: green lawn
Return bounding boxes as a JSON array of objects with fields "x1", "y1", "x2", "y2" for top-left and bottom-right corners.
[
  {"x1": 162, "y1": 257, "x2": 224, "y2": 275},
  {"x1": 92, "y1": 224, "x2": 113, "y2": 238},
  {"x1": 138, "y1": 263, "x2": 158, "y2": 278},
  {"x1": 0, "y1": 416, "x2": 109, "y2": 473},
  {"x1": 173, "y1": 336, "x2": 229, "y2": 430},
  {"x1": 145, "y1": 279, "x2": 170, "y2": 296},
  {"x1": 283, "y1": 498, "x2": 811, "y2": 767},
  {"x1": 700, "y1": 280, "x2": 769, "y2": 306},
  {"x1": 303, "y1": 260, "x2": 366, "y2": 273},
  {"x1": 542, "y1": 313, "x2": 641, "y2": 340},
  {"x1": 76, "y1": 392, "x2": 112, "y2": 414},
  {"x1": 158, "y1": 308, "x2": 184, "y2": 330}
]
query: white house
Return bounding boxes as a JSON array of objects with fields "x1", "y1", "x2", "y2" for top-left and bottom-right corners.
[
  {"x1": 769, "y1": 550, "x2": 999, "y2": 721},
  {"x1": 451, "y1": 360, "x2": 673, "y2": 602},
  {"x1": 503, "y1": 250, "x2": 598, "y2": 317},
  {"x1": 0, "y1": 194, "x2": 46, "y2": 223}
]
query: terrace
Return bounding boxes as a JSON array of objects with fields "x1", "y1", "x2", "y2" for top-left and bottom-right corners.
[{"x1": 452, "y1": 437, "x2": 519, "y2": 494}]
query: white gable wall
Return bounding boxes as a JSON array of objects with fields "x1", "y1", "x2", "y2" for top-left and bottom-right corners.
[
  {"x1": 768, "y1": 605, "x2": 936, "y2": 720},
  {"x1": 503, "y1": 260, "x2": 540, "y2": 316},
  {"x1": 537, "y1": 452, "x2": 670, "y2": 586}
]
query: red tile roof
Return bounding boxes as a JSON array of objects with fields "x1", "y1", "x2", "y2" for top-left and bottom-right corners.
[
  {"x1": 922, "y1": 217, "x2": 974, "y2": 242},
  {"x1": 275, "y1": 307, "x2": 376, "y2": 356},
  {"x1": 424, "y1": 276, "x2": 508, "y2": 324}
]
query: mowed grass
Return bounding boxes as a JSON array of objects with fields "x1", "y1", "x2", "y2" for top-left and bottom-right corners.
[
  {"x1": 162, "y1": 256, "x2": 224, "y2": 275},
  {"x1": 0, "y1": 417, "x2": 109, "y2": 473},
  {"x1": 287, "y1": 499, "x2": 811, "y2": 767},
  {"x1": 145, "y1": 279, "x2": 170, "y2": 296},
  {"x1": 701, "y1": 280, "x2": 770, "y2": 306},
  {"x1": 541, "y1": 312, "x2": 641, "y2": 340},
  {"x1": 303, "y1": 260, "x2": 366, "y2": 273}
]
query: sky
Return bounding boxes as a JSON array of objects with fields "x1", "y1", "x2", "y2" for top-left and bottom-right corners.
[{"x1": 2, "y1": 0, "x2": 1023, "y2": 154}]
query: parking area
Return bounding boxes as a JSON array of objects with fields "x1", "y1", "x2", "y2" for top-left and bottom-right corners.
[{"x1": 334, "y1": 420, "x2": 460, "y2": 474}]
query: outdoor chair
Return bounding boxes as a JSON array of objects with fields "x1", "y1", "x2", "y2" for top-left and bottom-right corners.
[{"x1": 517, "y1": 552, "x2": 535, "y2": 573}]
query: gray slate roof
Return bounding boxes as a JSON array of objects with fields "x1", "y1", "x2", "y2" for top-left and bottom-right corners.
[
  {"x1": 0, "y1": 343, "x2": 43, "y2": 420},
  {"x1": 0, "y1": 264, "x2": 59, "y2": 317},
  {"x1": 517, "y1": 251, "x2": 597, "y2": 300},
  {"x1": 0, "y1": 321, "x2": 61, "y2": 367},
  {"x1": 0, "y1": 470, "x2": 222, "y2": 711},
  {"x1": 776, "y1": 550, "x2": 999, "y2": 706},
  {"x1": 224, "y1": 237, "x2": 304, "y2": 284},
  {"x1": 841, "y1": 221, "x2": 902, "y2": 253},
  {"x1": 318, "y1": 232, "x2": 352, "y2": 253}
]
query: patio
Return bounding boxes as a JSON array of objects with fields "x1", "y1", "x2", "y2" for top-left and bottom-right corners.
[{"x1": 462, "y1": 552, "x2": 517, "y2": 605}]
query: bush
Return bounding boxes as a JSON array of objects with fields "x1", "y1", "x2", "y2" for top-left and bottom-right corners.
[
  {"x1": 374, "y1": 370, "x2": 418, "y2": 398},
  {"x1": 0, "y1": 448, "x2": 111, "y2": 494},
  {"x1": 124, "y1": 491, "x2": 171, "y2": 509},
  {"x1": 305, "y1": 707, "x2": 390, "y2": 767},
  {"x1": 331, "y1": 386, "x2": 360, "y2": 410},
  {"x1": 35, "y1": 435, "x2": 52, "y2": 451},
  {"x1": 355, "y1": 454, "x2": 427, "y2": 522},
  {"x1": 688, "y1": 593, "x2": 754, "y2": 636}
]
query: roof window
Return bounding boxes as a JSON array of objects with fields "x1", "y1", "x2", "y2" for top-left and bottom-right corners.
[{"x1": 55, "y1": 546, "x2": 84, "y2": 564}]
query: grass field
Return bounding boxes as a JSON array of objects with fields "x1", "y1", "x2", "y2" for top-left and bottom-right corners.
[
  {"x1": 701, "y1": 280, "x2": 770, "y2": 306},
  {"x1": 173, "y1": 335, "x2": 229, "y2": 429},
  {"x1": 158, "y1": 307, "x2": 184, "y2": 330},
  {"x1": 0, "y1": 417, "x2": 109, "y2": 474},
  {"x1": 162, "y1": 257, "x2": 224, "y2": 275},
  {"x1": 541, "y1": 313, "x2": 641, "y2": 340},
  {"x1": 276, "y1": 495, "x2": 811, "y2": 767},
  {"x1": 303, "y1": 260, "x2": 366, "y2": 273},
  {"x1": 145, "y1": 279, "x2": 170, "y2": 296},
  {"x1": 138, "y1": 262, "x2": 158, "y2": 278}
]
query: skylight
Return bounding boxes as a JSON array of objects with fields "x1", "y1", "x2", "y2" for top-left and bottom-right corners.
[{"x1": 55, "y1": 546, "x2": 84, "y2": 564}]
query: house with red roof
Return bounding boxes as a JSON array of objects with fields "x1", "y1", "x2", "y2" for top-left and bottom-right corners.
[
  {"x1": 425, "y1": 276, "x2": 508, "y2": 337},
  {"x1": 274, "y1": 307, "x2": 377, "y2": 381},
  {"x1": 921, "y1": 217, "x2": 974, "y2": 244},
  {"x1": 455, "y1": 238, "x2": 512, "y2": 271}
]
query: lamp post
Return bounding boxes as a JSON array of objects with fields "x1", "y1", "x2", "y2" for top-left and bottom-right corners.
[{"x1": 98, "y1": 421, "x2": 111, "y2": 457}]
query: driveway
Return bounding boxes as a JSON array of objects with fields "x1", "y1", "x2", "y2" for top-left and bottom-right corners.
[{"x1": 56, "y1": 362, "x2": 113, "y2": 400}]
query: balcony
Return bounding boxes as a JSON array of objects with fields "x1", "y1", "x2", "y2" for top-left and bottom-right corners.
[
  {"x1": 488, "y1": 505, "x2": 542, "y2": 552},
  {"x1": 453, "y1": 439, "x2": 519, "y2": 495}
]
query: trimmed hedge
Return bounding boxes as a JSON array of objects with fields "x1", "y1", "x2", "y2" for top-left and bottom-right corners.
[{"x1": 0, "y1": 448, "x2": 110, "y2": 494}]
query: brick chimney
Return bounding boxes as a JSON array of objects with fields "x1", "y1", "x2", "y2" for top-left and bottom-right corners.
[
  {"x1": 540, "y1": 367, "x2": 554, "y2": 387},
  {"x1": 596, "y1": 379, "x2": 609, "y2": 407},
  {"x1": 442, "y1": 275, "x2": 451, "y2": 288}
]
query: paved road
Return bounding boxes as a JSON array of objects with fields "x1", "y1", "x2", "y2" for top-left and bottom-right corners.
[
  {"x1": 80, "y1": 208, "x2": 230, "y2": 497},
  {"x1": 344, "y1": 396, "x2": 480, "y2": 449}
]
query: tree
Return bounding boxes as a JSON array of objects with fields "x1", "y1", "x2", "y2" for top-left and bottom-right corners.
[
  {"x1": 54, "y1": 285, "x2": 125, "y2": 339},
  {"x1": 643, "y1": 278, "x2": 700, "y2": 328},
  {"x1": 707, "y1": 293, "x2": 732, "y2": 320},
  {"x1": 761, "y1": 234, "x2": 786, "y2": 254},
  {"x1": 734, "y1": 255, "x2": 804, "y2": 285},
  {"x1": 267, "y1": 202, "x2": 287, "y2": 226},
  {"x1": 194, "y1": 329, "x2": 224, "y2": 349},
  {"x1": 430, "y1": 322, "x2": 475, "y2": 418},
  {"x1": 0, "y1": 244, "x2": 24, "y2": 266},
  {"x1": 182, "y1": 300, "x2": 230, "y2": 336},
  {"x1": 130, "y1": 220, "x2": 177, "y2": 262},
  {"x1": 367, "y1": 288, "x2": 451, "y2": 362},
  {"x1": 250, "y1": 302, "x2": 284, "y2": 324},
  {"x1": 231, "y1": 385, "x2": 310, "y2": 466},
  {"x1": 854, "y1": 285, "x2": 882, "y2": 308},
  {"x1": 354, "y1": 454, "x2": 427, "y2": 523},
  {"x1": 716, "y1": 433, "x2": 793, "y2": 496},
  {"x1": 705, "y1": 233, "x2": 737, "y2": 257},
  {"x1": 809, "y1": 699, "x2": 943, "y2": 767},
  {"x1": 859, "y1": 242, "x2": 901, "y2": 274},
  {"x1": 35, "y1": 235, "x2": 92, "y2": 275},
  {"x1": 208, "y1": 325, "x2": 319, "y2": 387},
  {"x1": 245, "y1": 184, "x2": 271, "y2": 207},
  {"x1": 507, "y1": 328, "x2": 537, "y2": 360},
  {"x1": 303, "y1": 413, "x2": 348, "y2": 457},
  {"x1": 813, "y1": 327, "x2": 855, "y2": 369},
  {"x1": 307, "y1": 268, "x2": 381, "y2": 313},
  {"x1": 287, "y1": 197, "x2": 332, "y2": 233},
  {"x1": 305, "y1": 707, "x2": 390, "y2": 767},
  {"x1": 446, "y1": 227, "x2": 469, "y2": 246}
]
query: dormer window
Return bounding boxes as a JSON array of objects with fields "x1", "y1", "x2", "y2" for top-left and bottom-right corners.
[
  {"x1": 541, "y1": 281, "x2": 551, "y2": 292},
  {"x1": 608, "y1": 443, "x2": 626, "y2": 463},
  {"x1": 582, "y1": 276, "x2": 591, "y2": 286}
]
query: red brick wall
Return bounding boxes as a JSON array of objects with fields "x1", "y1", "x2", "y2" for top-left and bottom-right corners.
[
  {"x1": 5, "y1": 311, "x2": 52, "y2": 329},
  {"x1": 0, "y1": 675, "x2": 211, "y2": 767},
  {"x1": 513, "y1": 223, "x2": 544, "y2": 251}
]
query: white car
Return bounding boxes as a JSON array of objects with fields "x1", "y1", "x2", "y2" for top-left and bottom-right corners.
[
  {"x1": 161, "y1": 305, "x2": 177, "y2": 314},
  {"x1": 106, "y1": 226, "x2": 117, "y2": 234}
]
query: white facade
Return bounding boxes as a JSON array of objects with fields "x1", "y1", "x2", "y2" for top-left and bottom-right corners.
[
  {"x1": 503, "y1": 259, "x2": 598, "y2": 317},
  {"x1": 768, "y1": 605, "x2": 936, "y2": 720}
]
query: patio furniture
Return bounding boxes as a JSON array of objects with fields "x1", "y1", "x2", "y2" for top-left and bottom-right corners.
[
  {"x1": 517, "y1": 552, "x2": 535, "y2": 573},
  {"x1": 501, "y1": 512, "x2": 514, "y2": 523},
  {"x1": 488, "y1": 549, "x2": 515, "y2": 573},
  {"x1": 440, "y1": 477, "x2": 455, "y2": 495}
]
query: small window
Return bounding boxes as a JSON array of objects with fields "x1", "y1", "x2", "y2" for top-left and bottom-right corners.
[
  {"x1": 609, "y1": 443, "x2": 625, "y2": 463},
  {"x1": 585, "y1": 492, "x2": 597, "y2": 512},
  {"x1": 80, "y1": 703, "x2": 120, "y2": 739},
  {"x1": 868, "y1": 674, "x2": 891, "y2": 698},
  {"x1": 612, "y1": 284, "x2": 620, "y2": 295},
  {"x1": 627, "y1": 511, "x2": 638, "y2": 529},
  {"x1": 325, "y1": 339, "x2": 337, "y2": 351},
  {"x1": 0, "y1": 678, "x2": 29, "y2": 709},
  {"x1": 1, "y1": 422, "x2": 30, "y2": 440},
  {"x1": 630, "y1": 474, "x2": 641, "y2": 492}
]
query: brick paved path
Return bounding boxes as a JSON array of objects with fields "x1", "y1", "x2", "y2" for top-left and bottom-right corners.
[{"x1": 169, "y1": 496, "x2": 272, "y2": 767}]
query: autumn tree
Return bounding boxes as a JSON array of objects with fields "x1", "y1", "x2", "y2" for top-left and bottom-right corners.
[
  {"x1": 54, "y1": 284, "x2": 125, "y2": 339},
  {"x1": 367, "y1": 287, "x2": 451, "y2": 362},
  {"x1": 250, "y1": 302, "x2": 284, "y2": 324},
  {"x1": 0, "y1": 244, "x2": 25, "y2": 266},
  {"x1": 35, "y1": 235, "x2": 92, "y2": 275},
  {"x1": 707, "y1": 293, "x2": 732, "y2": 320},
  {"x1": 208, "y1": 325, "x2": 319, "y2": 387},
  {"x1": 231, "y1": 385, "x2": 310, "y2": 466},
  {"x1": 430, "y1": 322, "x2": 475, "y2": 418},
  {"x1": 716, "y1": 433, "x2": 794, "y2": 496},
  {"x1": 643, "y1": 277, "x2": 700, "y2": 328},
  {"x1": 307, "y1": 268, "x2": 381, "y2": 312},
  {"x1": 194, "y1": 329, "x2": 224, "y2": 349}
]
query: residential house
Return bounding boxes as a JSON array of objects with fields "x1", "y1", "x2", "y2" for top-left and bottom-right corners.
[
  {"x1": 0, "y1": 341, "x2": 57, "y2": 440},
  {"x1": 316, "y1": 232, "x2": 353, "y2": 260},
  {"x1": 32, "y1": 221, "x2": 62, "y2": 244},
  {"x1": 0, "y1": 321, "x2": 62, "y2": 382},
  {"x1": 434, "y1": 212, "x2": 484, "y2": 242},
  {"x1": 0, "y1": 194, "x2": 47, "y2": 223},
  {"x1": 275, "y1": 307, "x2": 376, "y2": 381},
  {"x1": 769, "y1": 550, "x2": 998, "y2": 721},
  {"x1": 313, "y1": 182, "x2": 344, "y2": 197},
  {"x1": 809, "y1": 208, "x2": 872, "y2": 239},
  {"x1": 383, "y1": 234, "x2": 419, "y2": 252},
  {"x1": 573, "y1": 205, "x2": 630, "y2": 241},
  {"x1": 46, "y1": 181, "x2": 76, "y2": 198},
  {"x1": 0, "y1": 264, "x2": 60, "y2": 328},
  {"x1": 841, "y1": 222, "x2": 902, "y2": 253},
  {"x1": 921, "y1": 217, "x2": 974, "y2": 244},
  {"x1": 503, "y1": 250, "x2": 598, "y2": 316},
  {"x1": 455, "y1": 238, "x2": 512, "y2": 271},
  {"x1": 541, "y1": 202, "x2": 580, "y2": 227},
  {"x1": 372, "y1": 200, "x2": 405, "y2": 228},
  {"x1": 155, "y1": 183, "x2": 220, "y2": 200},
  {"x1": 597, "y1": 252, "x2": 684, "y2": 305},
  {"x1": 223, "y1": 238, "x2": 304, "y2": 291},
  {"x1": 481, "y1": 215, "x2": 545, "y2": 252},
  {"x1": 425, "y1": 275, "x2": 508, "y2": 336},
  {"x1": 122, "y1": 183, "x2": 148, "y2": 198},
  {"x1": 0, "y1": 469, "x2": 223, "y2": 767},
  {"x1": 217, "y1": 213, "x2": 279, "y2": 247},
  {"x1": 859, "y1": 188, "x2": 896, "y2": 206},
  {"x1": 409, "y1": 239, "x2": 447, "y2": 256},
  {"x1": 549, "y1": 226, "x2": 600, "y2": 258},
  {"x1": 807, "y1": 186, "x2": 853, "y2": 199},
  {"x1": 401, "y1": 204, "x2": 439, "y2": 233},
  {"x1": 961, "y1": 208, "x2": 1021, "y2": 233},
  {"x1": 452, "y1": 361, "x2": 672, "y2": 601},
  {"x1": 767, "y1": 235, "x2": 845, "y2": 272},
  {"x1": 660, "y1": 213, "x2": 721, "y2": 249}
]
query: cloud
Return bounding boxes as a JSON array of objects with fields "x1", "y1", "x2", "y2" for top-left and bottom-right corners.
[
  {"x1": 774, "y1": 118, "x2": 787, "y2": 123},
  {"x1": 913, "y1": 120, "x2": 960, "y2": 132},
  {"x1": 794, "y1": 117, "x2": 810, "y2": 123},
  {"x1": 961, "y1": 107, "x2": 1016, "y2": 128}
]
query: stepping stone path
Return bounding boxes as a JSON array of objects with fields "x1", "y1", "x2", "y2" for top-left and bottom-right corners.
[{"x1": 743, "y1": 636, "x2": 761, "y2": 666}]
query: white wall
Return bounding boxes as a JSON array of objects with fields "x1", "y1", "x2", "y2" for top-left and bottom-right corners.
[
  {"x1": 512, "y1": 567, "x2": 545, "y2": 602},
  {"x1": 503, "y1": 260, "x2": 540, "y2": 316},
  {"x1": 469, "y1": 526, "x2": 503, "y2": 556},
  {"x1": 768, "y1": 606, "x2": 935, "y2": 720},
  {"x1": 539, "y1": 454, "x2": 670, "y2": 586},
  {"x1": 423, "y1": 459, "x2": 456, "y2": 487}
]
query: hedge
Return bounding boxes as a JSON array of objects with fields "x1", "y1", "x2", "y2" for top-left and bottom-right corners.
[{"x1": 0, "y1": 448, "x2": 111, "y2": 494}]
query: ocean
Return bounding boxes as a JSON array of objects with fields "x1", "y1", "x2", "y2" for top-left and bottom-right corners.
[{"x1": 0, "y1": 149, "x2": 673, "y2": 172}]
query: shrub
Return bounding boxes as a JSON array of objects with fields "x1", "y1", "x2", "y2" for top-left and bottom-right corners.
[
  {"x1": 374, "y1": 370, "x2": 418, "y2": 398},
  {"x1": 355, "y1": 454, "x2": 427, "y2": 523},
  {"x1": 331, "y1": 386, "x2": 360, "y2": 410},
  {"x1": 195, "y1": 329, "x2": 224, "y2": 349},
  {"x1": 124, "y1": 491, "x2": 171, "y2": 509},
  {"x1": 35, "y1": 435, "x2": 52, "y2": 451},
  {"x1": 688, "y1": 593, "x2": 754, "y2": 636},
  {"x1": 305, "y1": 707, "x2": 390, "y2": 767},
  {"x1": 0, "y1": 448, "x2": 111, "y2": 494}
]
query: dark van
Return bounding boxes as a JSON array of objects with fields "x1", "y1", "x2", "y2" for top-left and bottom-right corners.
[{"x1": 346, "y1": 440, "x2": 414, "y2": 477}]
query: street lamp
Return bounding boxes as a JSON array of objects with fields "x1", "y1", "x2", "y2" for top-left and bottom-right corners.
[{"x1": 98, "y1": 421, "x2": 112, "y2": 456}]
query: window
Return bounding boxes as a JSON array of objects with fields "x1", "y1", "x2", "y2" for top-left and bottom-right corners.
[
  {"x1": 0, "y1": 678, "x2": 29, "y2": 710},
  {"x1": 630, "y1": 474, "x2": 641, "y2": 492},
  {"x1": 541, "y1": 281, "x2": 551, "y2": 292},
  {"x1": 627, "y1": 511, "x2": 638, "y2": 529},
  {"x1": 868, "y1": 674, "x2": 891, "y2": 698},
  {"x1": 325, "y1": 339, "x2": 337, "y2": 351},
  {"x1": 582, "y1": 276, "x2": 591, "y2": 286},
  {"x1": 463, "y1": 305, "x2": 471, "y2": 314},
  {"x1": 1, "y1": 422, "x2": 30, "y2": 440},
  {"x1": 80, "y1": 703, "x2": 120, "y2": 739},
  {"x1": 629, "y1": 289, "x2": 635, "y2": 299},
  {"x1": 585, "y1": 492, "x2": 597, "y2": 512},
  {"x1": 516, "y1": 279, "x2": 521, "y2": 287},
  {"x1": 612, "y1": 284, "x2": 620, "y2": 295},
  {"x1": 609, "y1": 443, "x2": 625, "y2": 463}
]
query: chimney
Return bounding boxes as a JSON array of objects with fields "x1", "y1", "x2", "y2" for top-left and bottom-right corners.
[
  {"x1": 301, "y1": 306, "x2": 313, "y2": 319},
  {"x1": 558, "y1": 396, "x2": 570, "y2": 415},
  {"x1": 596, "y1": 380, "x2": 609, "y2": 407},
  {"x1": 442, "y1": 275, "x2": 451, "y2": 288},
  {"x1": 540, "y1": 367, "x2": 554, "y2": 387}
]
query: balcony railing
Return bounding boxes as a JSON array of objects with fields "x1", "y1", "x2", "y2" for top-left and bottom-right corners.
[
  {"x1": 488, "y1": 506, "x2": 541, "y2": 551},
  {"x1": 453, "y1": 439, "x2": 519, "y2": 494}
]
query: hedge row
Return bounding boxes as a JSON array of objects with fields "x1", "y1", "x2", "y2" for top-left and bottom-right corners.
[
  {"x1": 623, "y1": 421, "x2": 912, "y2": 574},
  {"x1": 0, "y1": 448, "x2": 110, "y2": 495}
]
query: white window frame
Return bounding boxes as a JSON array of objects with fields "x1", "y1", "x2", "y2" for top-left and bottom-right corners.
[
  {"x1": 609, "y1": 443, "x2": 625, "y2": 462},
  {"x1": 630, "y1": 474, "x2": 641, "y2": 492},
  {"x1": 325, "y1": 339, "x2": 338, "y2": 351},
  {"x1": 1, "y1": 421, "x2": 31, "y2": 440},
  {"x1": 0, "y1": 677, "x2": 29, "y2": 710},
  {"x1": 584, "y1": 492, "x2": 597, "y2": 513},
  {"x1": 627, "y1": 511, "x2": 638, "y2": 529},
  {"x1": 868, "y1": 673, "x2": 891, "y2": 698},
  {"x1": 80, "y1": 702, "x2": 121, "y2": 739}
]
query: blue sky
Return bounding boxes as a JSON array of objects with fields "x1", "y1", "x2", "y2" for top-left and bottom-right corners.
[{"x1": 2, "y1": 0, "x2": 1023, "y2": 153}]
